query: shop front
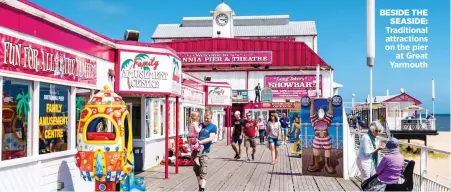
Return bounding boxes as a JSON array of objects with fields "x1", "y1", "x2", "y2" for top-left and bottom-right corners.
[
  {"x1": 204, "y1": 82, "x2": 232, "y2": 142},
  {"x1": 180, "y1": 85, "x2": 205, "y2": 138},
  {"x1": 114, "y1": 49, "x2": 182, "y2": 176},
  {"x1": 0, "y1": 22, "x2": 107, "y2": 191}
]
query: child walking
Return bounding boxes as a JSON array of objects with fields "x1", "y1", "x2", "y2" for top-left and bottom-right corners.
[{"x1": 189, "y1": 111, "x2": 204, "y2": 166}]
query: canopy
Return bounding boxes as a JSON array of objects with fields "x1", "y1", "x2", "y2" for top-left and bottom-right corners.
[{"x1": 402, "y1": 105, "x2": 425, "y2": 111}]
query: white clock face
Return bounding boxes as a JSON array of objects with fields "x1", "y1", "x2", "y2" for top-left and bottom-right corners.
[{"x1": 215, "y1": 13, "x2": 229, "y2": 26}]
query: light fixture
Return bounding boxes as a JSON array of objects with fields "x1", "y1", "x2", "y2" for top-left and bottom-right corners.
[
  {"x1": 198, "y1": 65, "x2": 205, "y2": 68},
  {"x1": 204, "y1": 76, "x2": 211, "y2": 81},
  {"x1": 265, "y1": 65, "x2": 269, "y2": 69},
  {"x1": 232, "y1": 65, "x2": 238, "y2": 68},
  {"x1": 213, "y1": 67, "x2": 217, "y2": 70},
  {"x1": 252, "y1": 64, "x2": 260, "y2": 69},
  {"x1": 124, "y1": 29, "x2": 140, "y2": 41}
]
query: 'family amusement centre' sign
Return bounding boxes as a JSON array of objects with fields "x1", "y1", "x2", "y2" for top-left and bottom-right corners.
[
  {"x1": 264, "y1": 75, "x2": 322, "y2": 98},
  {"x1": 178, "y1": 51, "x2": 272, "y2": 65},
  {"x1": 117, "y1": 51, "x2": 182, "y2": 95},
  {"x1": 207, "y1": 86, "x2": 232, "y2": 106},
  {"x1": 0, "y1": 33, "x2": 97, "y2": 86}
]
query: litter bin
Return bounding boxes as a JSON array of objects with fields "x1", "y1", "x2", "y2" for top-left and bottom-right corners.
[{"x1": 133, "y1": 147, "x2": 143, "y2": 171}]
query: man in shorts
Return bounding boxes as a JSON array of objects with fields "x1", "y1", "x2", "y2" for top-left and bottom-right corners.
[
  {"x1": 193, "y1": 111, "x2": 217, "y2": 191},
  {"x1": 279, "y1": 113, "x2": 290, "y2": 145},
  {"x1": 231, "y1": 111, "x2": 244, "y2": 160},
  {"x1": 243, "y1": 113, "x2": 258, "y2": 162}
]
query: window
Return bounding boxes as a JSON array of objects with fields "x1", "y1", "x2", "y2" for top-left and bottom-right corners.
[
  {"x1": 76, "y1": 88, "x2": 91, "y2": 146},
  {"x1": 160, "y1": 101, "x2": 165, "y2": 136},
  {"x1": 145, "y1": 98, "x2": 152, "y2": 138},
  {"x1": 2, "y1": 78, "x2": 31, "y2": 161},
  {"x1": 39, "y1": 83, "x2": 69, "y2": 154},
  {"x1": 153, "y1": 100, "x2": 159, "y2": 136}
]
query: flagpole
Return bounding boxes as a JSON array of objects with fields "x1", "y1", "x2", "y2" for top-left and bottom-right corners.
[{"x1": 432, "y1": 78, "x2": 435, "y2": 115}]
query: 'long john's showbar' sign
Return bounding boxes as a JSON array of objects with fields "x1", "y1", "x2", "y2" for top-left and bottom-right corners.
[{"x1": 178, "y1": 51, "x2": 272, "y2": 65}]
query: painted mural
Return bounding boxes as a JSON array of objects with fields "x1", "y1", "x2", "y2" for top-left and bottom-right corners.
[
  {"x1": 289, "y1": 111, "x2": 302, "y2": 156},
  {"x1": 300, "y1": 96, "x2": 343, "y2": 178}
]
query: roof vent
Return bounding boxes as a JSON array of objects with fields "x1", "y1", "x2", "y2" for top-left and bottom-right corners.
[{"x1": 124, "y1": 30, "x2": 140, "y2": 41}]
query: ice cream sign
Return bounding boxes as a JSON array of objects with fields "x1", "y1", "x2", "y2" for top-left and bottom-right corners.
[
  {"x1": 116, "y1": 51, "x2": 182, "y2": 95},
  {"x1": 207, "y1": 86, "x2": 231, "y2": 106}
]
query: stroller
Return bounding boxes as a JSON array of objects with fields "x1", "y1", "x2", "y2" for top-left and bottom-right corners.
[{"x1": 176, "y1": 137, "x2": 194, "y2": 166}]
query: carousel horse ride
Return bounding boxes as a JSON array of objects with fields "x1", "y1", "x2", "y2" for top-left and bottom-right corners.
[{"x1": 74, "y1": 85, "x2": 145, "y2": 191}]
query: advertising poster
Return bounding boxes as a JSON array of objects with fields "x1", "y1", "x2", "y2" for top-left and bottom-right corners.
[
  {"x1": 300, "y1": 96, "x2": 343, "y2": 178},
  {"x1": 38, "y1": 84, "x2": 69, "y2": 154},
  {"x1": 232, "y1": 90, "x2": 248, "y2": 102}
]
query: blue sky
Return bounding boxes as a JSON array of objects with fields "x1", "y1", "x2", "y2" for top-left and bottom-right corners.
[{"x1": 29, "y1": 0, "x2": 450, "y2": 114}]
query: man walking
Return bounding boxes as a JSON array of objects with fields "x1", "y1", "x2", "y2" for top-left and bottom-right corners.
[
  {"x1": 231, "y1": 111, "x2": 244, "y2": 160},
  {"x1": 243, "y1": 113, "x2": 258, "y2": 162},
  {"x1": 193, "y1": 111, "x2": 217, "y2": 191},
  {"x1": 279, "y1": 113, "x2": 290, "y2": 144}
]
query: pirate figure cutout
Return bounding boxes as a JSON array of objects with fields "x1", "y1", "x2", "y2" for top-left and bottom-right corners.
[
  {"x1": 255, "y1": 83, "x2": 261, "y2": 102},
  {"x1": 308, "y1": 97, "x2": 335, "y2": 174}
]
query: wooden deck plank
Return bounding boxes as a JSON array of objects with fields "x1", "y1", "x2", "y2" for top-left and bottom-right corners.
[{"x1": 138, "y1": 139, "x2": 359, "y2": 191}]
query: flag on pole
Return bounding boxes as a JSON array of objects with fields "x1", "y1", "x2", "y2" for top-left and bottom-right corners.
[{"x1": 432, "y1": 78, "x2": 435, "y2": 101}]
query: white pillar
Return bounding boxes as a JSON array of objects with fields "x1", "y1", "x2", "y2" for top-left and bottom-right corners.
[
  {"x1": 32, "y1": 82, "x2": 40, "y2": 155},
  {"x1": 69, "y1": 87, "x2": 76, "y2": 150},
  {"x1": 316, "y1": 64, "x2": 320, "y2": 98},
  {"x1": 329, "y1": 69, "x2": 333, "y2": 97},
  {"x1": 367, "y1": 0, "x2": 375, "y2": 123}
]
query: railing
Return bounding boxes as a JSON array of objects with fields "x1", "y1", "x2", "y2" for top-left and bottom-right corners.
[{"x1": 351, "y1": 131, "x2": 451, "y2": 191}]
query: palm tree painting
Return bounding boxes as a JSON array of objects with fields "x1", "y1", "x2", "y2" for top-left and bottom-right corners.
[
  {"x1": 172, "y1": 58, "x2": 180, "y2": 82},
  {"x1": 208, "y1": 87, "x2": 220, "y2": 96},
  {"x1": 76, "y1": 97, "x2": 85, "y2": 121},
  {"x1": 121, "y1": 53, "x2": 152, "y2": 71},
  {"x1": 16, "y1": 90, "x2": 31, "y2": 122}
]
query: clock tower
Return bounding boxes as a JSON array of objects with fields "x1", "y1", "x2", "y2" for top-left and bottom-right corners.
[{"x1": 210, "y1": 1, "x2": 235, "y2": 38}]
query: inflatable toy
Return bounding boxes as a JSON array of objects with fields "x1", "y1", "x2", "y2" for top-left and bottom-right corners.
[
  {"x1": 2, "y1": 93, "x2": 27, "y2": 160},
  {"x1": 74, "y1": 85, "x2": 145, "y2": 191}
]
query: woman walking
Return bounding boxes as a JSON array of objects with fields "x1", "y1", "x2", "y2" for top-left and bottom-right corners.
[
  {"x1": 257, "y1": 116, "x2": 266, "y2": 144},
  {"x1": 266, "y1": 114, "x2": 282, "y2": 165},
  {"x1": 357, "y1": 120, "x2": 385, "y2": 181}
]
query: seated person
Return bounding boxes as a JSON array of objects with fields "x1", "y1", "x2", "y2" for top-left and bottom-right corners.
[{"x1": 363, "y1": 138, "x2": 405, "y2": 191}]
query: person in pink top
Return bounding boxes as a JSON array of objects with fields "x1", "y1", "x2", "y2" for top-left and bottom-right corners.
[
  {"x1": 257, "y1": 116, "x2": 266, "y2": 144},
  {"x1": 189, "y1": 111, "x2": 204, "y2": 166}
]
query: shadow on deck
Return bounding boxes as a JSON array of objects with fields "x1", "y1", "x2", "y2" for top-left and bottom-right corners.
[{"x1": 137, "y1": 140, "x2": 362, "y2": 191}]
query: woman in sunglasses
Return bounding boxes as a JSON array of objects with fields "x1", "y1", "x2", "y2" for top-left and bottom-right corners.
[{"x1": 357, "y1": 120, "x2": 386, "y2": 182}]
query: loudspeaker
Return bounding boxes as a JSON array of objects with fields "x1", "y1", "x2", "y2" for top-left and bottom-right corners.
[{"x1": 124, "y1": 30, "x2": 140, "y2": 41}]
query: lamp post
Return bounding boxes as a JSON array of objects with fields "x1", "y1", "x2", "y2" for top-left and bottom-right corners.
[{"x1": 367, "y1": 0, "x2": 375, "y2": 123}]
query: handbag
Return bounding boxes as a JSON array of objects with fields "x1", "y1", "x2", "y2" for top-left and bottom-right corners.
[{"x1": 361, "y1": 174, "x2": 378, "y2": 191}]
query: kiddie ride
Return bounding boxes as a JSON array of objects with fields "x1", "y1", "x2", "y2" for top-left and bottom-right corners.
[{"x1": 74, "y1": 86, "x2": 145, "y2": 191}]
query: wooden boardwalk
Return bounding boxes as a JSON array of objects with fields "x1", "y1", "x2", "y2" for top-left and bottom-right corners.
[{"x1": 137, "y1": 140, "x2": 361, "y2": 191}]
